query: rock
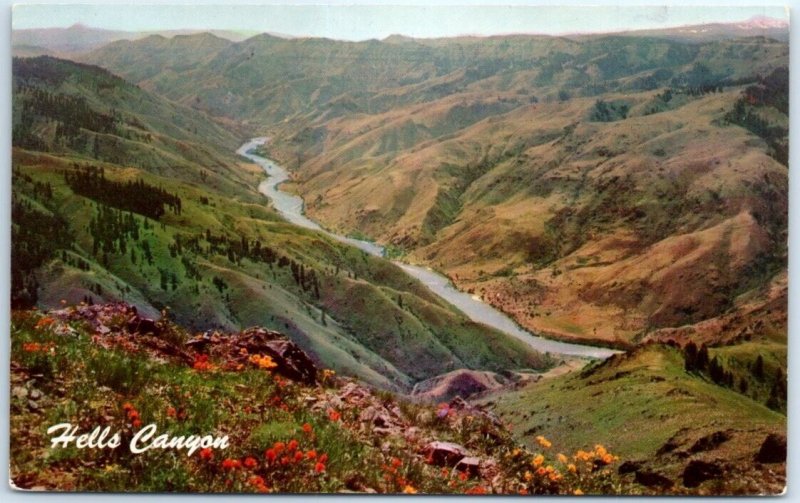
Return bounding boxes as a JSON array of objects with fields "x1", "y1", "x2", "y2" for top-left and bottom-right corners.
[
  {"x1": 618, "y1": 460, "x2": 643, "y2": 475},
  {"x1": 27, "y1": 400, "x2": 39, "y2": 411},
  {"x1": 96, "y1": 324, "x2": 111, "y2": 335},
  {"x1": 682, "y1": 459, "x2": 724, "y2": 488},
  {"x1": 634, "y1": 470, "x2": 674, "y2": 489},
  {"x1": 29, "y1": 389, "x2": 42, "y2": 400},
  {"x1": 422, "y1": 441, "x2": 468, "y2": 467},
  {"x1": 261, "y1": 339, "x2": 318, "y2": 384},
  {"x1": 127, "y1": 315, "x2": 159, "y2": 335},
  {"x1": 756, "y1": 434, "x2": 787, "y2": 464},
  {"x1": 689, "y1": 430, "x2": 732, "y2": 453},
  {"x1": 455, "y1": 456, "x2": 481, "y2": 478},
  {"x1": 11, "y1": 386, "x2": 28, "y2": 400}
]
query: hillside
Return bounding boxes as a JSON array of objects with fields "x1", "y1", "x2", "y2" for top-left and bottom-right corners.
[
  {"x1": 9, "y1": 303, "x2": 784, "y2": 494},
  {"x1": 477, "y1": 343, "x2": 786, "y2": 493},
  {"x1": 12, "y1": 56, "x2": 551, "y2": 392},
  {"x1": 80, "y1": 29, "x2": 789, "y2": 349}
]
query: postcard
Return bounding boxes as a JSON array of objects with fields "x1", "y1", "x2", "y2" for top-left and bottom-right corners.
[{"x1": 9, "y1": 4, "x2": 788, "y2": 495}]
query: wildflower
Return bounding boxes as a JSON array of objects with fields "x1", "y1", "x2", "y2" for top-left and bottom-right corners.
[
  {"x1": 222, "y1": 458, "x2": 241, "y2": 470},
  {"x1": 199, "y1": 448, "x2": 214, "y2": 461},
  {"x1": 248, "y1": 475, "x2": 265, "y2": 487},
  {"x1": 302, "y1": 423, "x2": 313, "y2": 434},
  {"x1": 511, "y1": 448, "x2": 522, "y2": 458},
  {"x1": 600, "y1": 453, "x2": 614, "y2": 465},
  {"x1": 574, "y1": 489, "x2": 584, "y2": 496},
  {"x1": 123, "y1": 402, "x2": 134, "y2": 411},
  {"x1": 532, "y1": 454, "x2": 544, "y2": 468},
  {"x1": 294, "y1": 451, "x2": 304, "y2": 462},
  {"x1": 265, "y1": 449, "x2": 276, "y2": 463},
  {"x1": 193, "y1": 354, "x2": 214, "y2": 372},
  {"x1": 166, "y1": 407, "x2": 177, "y2": 418},
  {"x1": 557, "y1": 453, "x2": 568, "y2": 464},
  {"x1": 273, "y1": 441, "x2": 285, "y2": 453},
  {"x1": 254, "y1": 483, "x2": 270, "y2": 493},
  {"x1": 249, "y1": 354, "x2": 278, "y2": 370},
  {"x1": 132, "y1": 419, "x2": 142, "y2": 429},
  {"x1": 458, "y1": 472, "x2": 468, "y2": 482},
  {"x1": 244, "y1": 457, "x2": 258, "y2": 469},
  {"x1": 595, "y1": 444, "x2": 607, "y2": 457},
  {"x1": 536, "y1": 467, "x2": 547, "y2": 477},
  {"x1": 441, "y1": 468, "x2": 449, "y2": 477},
  {"x1": 567, "y1": 463, "x2": 577, "y2": 473},
  {"x1": 327, "y1": 409, "x2": 341, "y2": 422},
  {"x1": 315, "y1": 461, "x2": 326, "y2": 473},
  {"x1": 403, "y1": 485, "x2": 417, "y2": 494},
  {"x1": 280, "y1": 456, "x2": 290, "y2": 465},
  {"x1": 536, "y1": 435, "x2": 552, "y2": 449},
  {"x1": 306, "y1": 450, "x2": 317, "y2": 460},
  {"x1": 287, "y1": 439, "x2": 299, "y2": 452},
  {"x1": 319, "y1": 453, "x2": 328, "y2": 464},
  {"x1": 35, "y1": 317, "x2": 55, "y2": 329},
  {"x1": 524, "y1": 470, "x2": 533, "y2": 482},
  {"x1": 391, "y1": 457, "x2": 402, "y2": 468}
]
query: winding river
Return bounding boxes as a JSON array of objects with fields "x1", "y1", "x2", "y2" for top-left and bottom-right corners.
[{"x1": 237, "y1": 138, "x2": 618, "y2": 359}]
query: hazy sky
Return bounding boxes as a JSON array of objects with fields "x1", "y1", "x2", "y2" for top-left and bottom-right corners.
[{"x1": 12, "y1": 3, "x2": 789, "y2": 40}]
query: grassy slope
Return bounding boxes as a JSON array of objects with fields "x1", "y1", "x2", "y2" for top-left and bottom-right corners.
[{"x1": 477, "y1": 343, "x2": 785, "y2": 491}]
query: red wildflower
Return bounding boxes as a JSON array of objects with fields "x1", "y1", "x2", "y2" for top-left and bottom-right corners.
[
  {"x1": 166, "y1": 407, "x2": 177, "y2": 418},
  {"x1": 199, "y1": 448, "x2": 214, "y2": 461},
  {"x1": 319, "y1": 453, "x2": 329, "y2": 464},
  {"x1": 273, "y1": 441, "x2": 285, "y2": 453},
  {"x1": 294, "y1": 451, "x2": 304, "y2": 462},
  {"x1": 302, "y1": 423, "x2": 313, "y2": 434},
  {"x1": 222, "y1": 458, "x2": 241, "y2": 470},
  {"x1": 391, "y1": 457, "x2": 402, "y2": 468},
  {"x1": 248, "y1": 475, "x2": 265, "y2": 487},
  {"x1": 122, "y1": 402, "x2": 134, "y2": 411},
  {"x1": 306, "y1": 450, "x2": 317, "y2": 460},
  {"x1": 327, "y1": 409, "x2": 341, "y2": 422},
  {"x1": 127, "y1": 410, "x2": 139, "y2": 421},
  {"x1": 465, "y1": 486, "x2": 487, "y2": 495},
  {"x1": 287, "y1": 439, "x2": 299, "y2": 452},
  {"x1": 315, "y1": 462, "x2": 326, "y2": 473},
  {"x1": 132, "y1": 419, "x2": 142, "y2": 429},
  {"x1": 280, "y1": 456, "x2": 290, "y2": 465},
  {"x1": 244, "y1": 457, "x2": 258, "y2": 469},
  {"x1": 265, "y1": 449, "x2": 277, "y2": 463},
  {"x1": 458, "y1": 471, "x2": 469, "y2": 482}
]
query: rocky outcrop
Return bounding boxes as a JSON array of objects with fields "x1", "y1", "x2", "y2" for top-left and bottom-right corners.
[{"x1": 756, "y1": 434, "x2": 787, "y2": 464}]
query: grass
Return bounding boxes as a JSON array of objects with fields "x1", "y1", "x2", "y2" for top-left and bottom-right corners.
[
  {"x1": 9, "y1": 307, "x2": 625, "y2": 494},
  {"x1": 477, "y1": 344, "x2": 785, "y2": 487}
]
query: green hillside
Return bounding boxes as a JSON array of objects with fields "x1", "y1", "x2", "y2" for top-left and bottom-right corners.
[{"x1": 12, "y1": 56, "x2": 551, "y2": 392}]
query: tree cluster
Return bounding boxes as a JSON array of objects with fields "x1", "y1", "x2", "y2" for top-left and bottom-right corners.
[{"x1": 65, "y1": 165, "x2": 182, "y2": 219}]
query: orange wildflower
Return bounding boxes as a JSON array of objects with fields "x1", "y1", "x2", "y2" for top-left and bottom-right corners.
[
  {"x1": 302, "y1": 423, "x2": 313, "y2": 434},
  {"x1": 532, "y1": 454, "x2": 545, "y2": 467},
  {"x1": 327, "y1": 409, "x2": 341, "y2": 422},
  {"x1": 536, "y1": 436, "x2": 552, "y2": 449},
  {"x1": 465, "y1": 486, "x2": 487, "y2": 495},
  {"x1": 402, "y1": 485, "x2": 417, "y2": 494},
  {"x1": 306, "y1": 450, "x2": 317, "y2": 460}
]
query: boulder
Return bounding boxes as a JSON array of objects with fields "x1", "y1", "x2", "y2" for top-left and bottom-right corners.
[
  {"x1": 261, "y1": 339, "x2": 317, "y2": 384},
  {"x1": 634, "y1": 470, "x2": 674, "y2": 489},
  {"x1": 682, "y1": 459, "x2": 724, "y2": 488},
  {"x1": 689, "y1": 430, "x2": 733, "y2": 453},
  {"x1": 756, "y1": 433, "x2": 787, "y2": 464},
  {"x1": 423, "y1": 441, "x2": 468, "y2": 467}
]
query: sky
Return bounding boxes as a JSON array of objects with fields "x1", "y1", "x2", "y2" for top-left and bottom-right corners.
[{"x1": 11, "y1": 3, "x2": 790, "y2": 40}]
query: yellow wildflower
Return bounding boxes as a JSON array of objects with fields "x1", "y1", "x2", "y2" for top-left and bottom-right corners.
[
  {"x1": 532, "y1": 454, "x2": 544, "y2": 467},
  {"x1": 524, "y1": 470, "x2": 533, "y2": 482},
  {"x1": 403, "y1": 485, "x2": 417, "y2": 494},
  {"x1": 536, "y1": 435, "x2": 552, "y2": 448},
  {"x1": 574, "y1": 489, "x2": 584, "y2": 496},
  {"x1": 595, "y1": 444, "x2": 607, "y2": 457},
  {"x1": 567, "y1": 463, "x2": 577, "y2": 473},
  {"x1": 557, "y1": 453, "x2": 568, "y2": 464}
]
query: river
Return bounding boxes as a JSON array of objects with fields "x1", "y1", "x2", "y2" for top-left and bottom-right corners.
[{"x1": 237, "y1": 137, "x2": 618, "y2": 359}]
